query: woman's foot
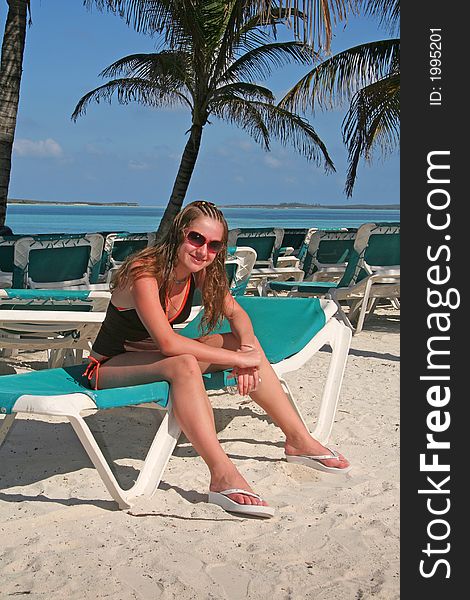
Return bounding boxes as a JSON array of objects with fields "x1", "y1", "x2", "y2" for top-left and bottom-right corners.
[
  {"x1": 209, "y1": 465, "x2": 269, "y2": 507},
  {"x1": 284, "y1": 438, "x2": 350, "y2": 471}
]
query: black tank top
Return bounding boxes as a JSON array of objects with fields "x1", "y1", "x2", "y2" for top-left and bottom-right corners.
[{"x1": 92, "y1": 276, "x2": 196, "y2": 357}]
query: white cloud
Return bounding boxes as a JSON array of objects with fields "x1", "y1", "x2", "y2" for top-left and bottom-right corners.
[
  {"x1": 13, "y1": 138, "x2": 64, "y2": 158},
  {"x1": 128, "y1": 160, "x2": 152, "y2": 171},
  {"x1": 264, "y1": 155, "x2": 282, "y2": 169}
]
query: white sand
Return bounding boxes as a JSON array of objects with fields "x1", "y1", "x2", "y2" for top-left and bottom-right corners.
[{"x1": 0, "y1": 307, "x2": 399, "y2": 599}]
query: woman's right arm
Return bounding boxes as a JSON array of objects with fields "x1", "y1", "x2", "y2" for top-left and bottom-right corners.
[{"x1": 130, "y1": 276, "x2": 260, "y2": 369}]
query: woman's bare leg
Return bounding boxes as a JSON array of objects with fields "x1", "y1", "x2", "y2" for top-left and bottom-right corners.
[
  {"x1": 197, "y1": 333, "x2": 350, "y2": 470},
  {"x1": 95, "y1": 352, "x2": 268, "y2": 506}
]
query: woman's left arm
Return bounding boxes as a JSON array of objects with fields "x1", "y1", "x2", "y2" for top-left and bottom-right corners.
[
  {"x1": 224, "y1": 295, "x2": 260, "y2": 395},
  {"x1": 224, "y1": 294, "x2": 256, "y2": 350}
]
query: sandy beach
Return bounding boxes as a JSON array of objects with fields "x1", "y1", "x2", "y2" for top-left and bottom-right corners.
[{"x1": 0, "y1": 306, "x2": 399, "y2": 600}]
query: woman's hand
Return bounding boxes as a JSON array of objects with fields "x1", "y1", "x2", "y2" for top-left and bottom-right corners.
[
  {"x1": 231, "y1": 366, "x2": 260, "y2": 396},
  {"x1": 235, "y1": 348, "x2": 261, "y2": 369},
  {"x1": 231, "y1": 343, "x2": 261, "y2": 395}
]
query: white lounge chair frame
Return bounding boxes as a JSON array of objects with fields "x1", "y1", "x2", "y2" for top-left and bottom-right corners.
[
  {"x1": 307, "y1": 229, "x2": 357, "y2": 282},
  {"x1": 100, "y1": 232, "x2": 157, "y2": 284},
  {"x1": 0, "y1": 299, "x2": 351, "y2": 510},
  {"x1": 225, "y1": 246, "x2": 257, "y2": 296},
  {"x1": 0, "y1": 289, "x2": 110, "y2": 367}
]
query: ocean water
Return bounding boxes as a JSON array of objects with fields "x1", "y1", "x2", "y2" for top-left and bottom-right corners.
[{"x1": 6, "y1": 204, "x2": 400, "y2": 235}]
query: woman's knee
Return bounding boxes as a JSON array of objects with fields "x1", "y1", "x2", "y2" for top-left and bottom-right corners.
[{"x1": 166, "y1": 354, "x2": 201, "y2": 380}]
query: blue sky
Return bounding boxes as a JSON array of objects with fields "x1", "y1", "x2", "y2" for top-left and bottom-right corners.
[{"x1": 3, "y1": 1, "x2": 399, "y2": 207}]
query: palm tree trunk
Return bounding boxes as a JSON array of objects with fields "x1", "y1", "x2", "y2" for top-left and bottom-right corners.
[
  {"x1": 156, "y1": 123, "x2": 203, "y2": 240},
  {"x1": 0, "y1": 0, "x2": 28, "y2": 227}
]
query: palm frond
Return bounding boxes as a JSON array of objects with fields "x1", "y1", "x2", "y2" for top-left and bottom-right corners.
[
  {"x1": 360, "y1": 0, "x2": 400, "y2": 35},
  {"x1": 213, "y1": 82, "x2": 275, "y2": 102},
  {"x1": 342, "y1": 72, "x2": 399, "y2": 196},
  {"x1": 222, "y1": 41, "x2": 318, "y2": 85},
  {"x1": 99, "y1": 51, "x2": 192, "y2": 91},
  {"x1": 253, "y1": 1, "x2": 354, "y2": 51},
  {"x1": 281, "y1": 38, "x2": 399, "y2": 112},
  {"x1": 71, "y1": 77, "x2": 191, "y2": 121},
  {"x1": 212, "y1": 97, "x2": 272, "y2": 150},
  {"x1": 213, "y1": 97, "x2": 335, "y2": 170}
]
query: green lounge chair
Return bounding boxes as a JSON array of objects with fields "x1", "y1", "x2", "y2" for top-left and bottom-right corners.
[
  {"x1": 0, "y1": 234, "x2": 24, "y2": 288},
  {"x1": 300, "y1": 229, "x2": 358, "y2": 282},
  {"x1": 227, "y1": 227, "x2": 284, "y2": 268},
  {"x1": 0, "y1": 288, "x2": 110, "y2": 367},
  {"x1": 273, "y1": 227, "x2": 316, "y2": 268},
  {"x1": 12, "y1": 233, "x2": 105, "y2": 289},
  {"x1": 268, "y1": 223, "x2": 400, "y2": 334},
  {"x1": 0, "y1": 296, "x2": 351, "y2": 510},
  {"x1": 227, "y1": 228, "x2": 304, "y2": 295},
  {"x1": 99, "y1": 232, "x2": 157, "y2": 284}
]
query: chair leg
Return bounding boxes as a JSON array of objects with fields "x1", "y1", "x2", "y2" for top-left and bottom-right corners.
[
  {"x1": 278, "y1": 377, "x2": 310, "y2": 432},
  {"x1": 311, "y1": 319, "x2": 352, "y2": 444},
  {"x1": 0, "y1": 413, "x2": 17, "y2": 448},
  {"x1": 354, "y1": 279, "x2": 374, "y2": 335},
  {"x1": 67, "y1": 401, "x2": 180, "y2": 509},
  {"x1": 68, "y1": 412, "x2": 133, "y2": 508},
  {"x1": 125, "y1": 399, "x2": 181, "y2": 502},
  {"x1": 48, "y1": 348, "x2": 66, "y2": 369},
  {"x1": 330, "y1": 296, "x2": 355, "y2": 332}
]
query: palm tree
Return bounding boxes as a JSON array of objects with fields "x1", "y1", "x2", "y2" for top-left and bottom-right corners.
[
  {"x1": 74, "y1": 1, "x2": 336, "y2": 238},
  {"x1": 0, "y1": 0, "x2": 29, "y2": 226},
  {"x1": 0, "y1": 0, "x2": 357, "y2": 227},
  {"x1": 280, "y1": 0, "x2": 399, "y2": 196},
  {"x1": 87, "y1": 1, "x2": 355, "y2": 52}
]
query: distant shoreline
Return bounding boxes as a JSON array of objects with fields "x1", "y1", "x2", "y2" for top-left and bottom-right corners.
[
  {"x1": 8, "y1": 199, "x2": 399, "y2": 210},
  {"x1": 8, "y1": 199, "x2": 139, "y2": 207},
  {"x1": 221, "y1": 203, "x2": 400, "y2": 210}
]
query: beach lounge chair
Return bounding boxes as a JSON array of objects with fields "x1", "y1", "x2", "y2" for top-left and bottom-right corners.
[
  {"x1": 301, "y1": 229, "x2": 357, "y2": 282},
  {"x1": 99, "y1": 232, "x2": 157, "y2": 284},
  {"x1": 227, "y1": 227, "x2": 283, "y2": 268},
  {"x1": 0, "y1": 234, "x2": 18, "y2": 288},
  {"x1": 227, "y1": 228, "x2": 304, "y2": 294},
  {"x1": 12, "y1": 233, "x2": 105, "y2": 289},
  {"x1": 0, "y1": 296, "x2": 351, "y2": 510},
  {"x1": 274, "y1": 227, "x2": 316, "y2": 268},
  {"x1": 225, "y1": 246, "x2": 257, "y2": 297},
  {"x1": 268, "y1": 223, "x2": 400, "y2": 334},
  {"x1": 0, "y1": 288, "x2": 110, "y2": 367}
]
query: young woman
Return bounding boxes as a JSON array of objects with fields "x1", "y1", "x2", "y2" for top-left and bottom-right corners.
[{"x1": 85, "y1": 201, "x2": 350, "y2": 518}]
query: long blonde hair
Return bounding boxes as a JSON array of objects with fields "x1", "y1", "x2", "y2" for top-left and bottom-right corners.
[{"x1": 112, "y1": 201, "x2": 229, "y2": 333}]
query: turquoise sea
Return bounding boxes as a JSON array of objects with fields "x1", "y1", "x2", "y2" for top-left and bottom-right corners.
[{"x1": 6, "y1": 204, "x2": 400, "y2": 235}]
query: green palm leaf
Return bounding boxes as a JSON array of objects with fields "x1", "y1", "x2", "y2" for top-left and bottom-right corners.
[
  {"x1": 281, "y1": 38, "x2": 399, "y2": 112},
  {"x1": 343, "y1": 72, "x2": 399, "y2": 196},
  {"x1": 222, "y1": 41, "x2": 317, "y2": 85},
  {"x1": 213, "y1": 82, "x2": 275, "y2": 102},
  {"x1": 213, "y1": 98, "x2": 334, "y2": 170},
  {"x1": 71, "y1": 77, "x2": 190, "y2": 120}
]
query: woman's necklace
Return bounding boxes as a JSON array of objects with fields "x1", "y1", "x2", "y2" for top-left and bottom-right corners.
[{"x1": 173, "y1": 274, "x2": 189, "y2": 285}]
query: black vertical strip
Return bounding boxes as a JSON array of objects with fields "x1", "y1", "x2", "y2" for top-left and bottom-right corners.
[{"x1": 401, "y1": 4, "x2": 464, "y2": 597}]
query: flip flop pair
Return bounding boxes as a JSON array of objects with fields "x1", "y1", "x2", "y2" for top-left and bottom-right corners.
[
  {"x1": 285, "y1": 447, "x2": 352, "y2": 474},
  {"x1": 208, "y1": 488, "x2": 275, "y2": 518}
]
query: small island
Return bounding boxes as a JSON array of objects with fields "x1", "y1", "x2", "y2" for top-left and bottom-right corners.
[
  {"x1": 221, "y1": 202, "x2": 400, "y2": 210},
  {"x1": 8, "y1": 199, "x2": 139, "y2": 207}
]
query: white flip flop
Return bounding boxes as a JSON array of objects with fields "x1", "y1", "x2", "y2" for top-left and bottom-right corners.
[
  {"x1": 208, "y1": 488, "x2": 275, "y2": 518},
  {"x1": 285, "y1": 447, "x2": 352, "y2": 474}
]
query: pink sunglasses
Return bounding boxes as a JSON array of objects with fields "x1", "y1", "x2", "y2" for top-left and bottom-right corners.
[{"x1": 185, "y1": 230, "x2": 224, "y2": 254}]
